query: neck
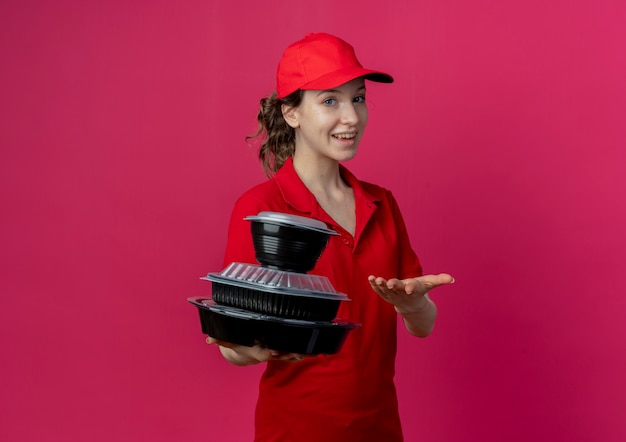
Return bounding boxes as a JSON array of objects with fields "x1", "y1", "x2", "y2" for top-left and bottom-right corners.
[
  {"x1": 291, "y1": 151, "x2": 356, "y2": 236},
  {"x1": 292, "y1": 153, "x2": 344, "y2": 196}
]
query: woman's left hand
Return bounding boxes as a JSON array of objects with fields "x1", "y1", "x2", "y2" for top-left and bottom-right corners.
[{"x1": 368, "y1": 273, "x2": 454, "y2": 314}]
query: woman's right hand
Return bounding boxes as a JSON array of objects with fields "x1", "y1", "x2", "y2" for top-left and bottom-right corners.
[{"x1": 206, "y1": 336, "x2": 307, "y2": 366}]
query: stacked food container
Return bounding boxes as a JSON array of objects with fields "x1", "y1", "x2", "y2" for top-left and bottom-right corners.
[{"x1": 188, "y1": 212, "x2": 358, "y2": 355}]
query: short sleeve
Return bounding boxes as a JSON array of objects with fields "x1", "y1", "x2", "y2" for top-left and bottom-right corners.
[{"x1": 222, "y1": 195, "x2": 265, "y2": 267}]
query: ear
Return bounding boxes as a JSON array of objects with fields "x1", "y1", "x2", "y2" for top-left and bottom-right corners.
[{"x1": 281, "y1": 104, "x2": 300, "y2": 129}]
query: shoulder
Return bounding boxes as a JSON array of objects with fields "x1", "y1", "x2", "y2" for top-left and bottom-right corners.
[
  {"x1": 234, "y1": 177, "x2": 280, "y2": 207},
  {"x1": 229, "y1": 174, "x2": 295, "y2": 219}
]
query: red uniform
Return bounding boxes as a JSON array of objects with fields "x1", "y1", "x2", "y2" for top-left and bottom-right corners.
[{"x1": 223, "y1": 158, "x2": 422, "y2": 442}]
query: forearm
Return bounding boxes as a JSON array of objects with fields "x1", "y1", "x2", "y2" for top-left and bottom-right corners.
[{"x1": 395, "y1": 293, "x2": 438, "y2": 337}]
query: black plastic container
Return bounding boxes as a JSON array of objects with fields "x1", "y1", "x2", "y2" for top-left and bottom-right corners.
[
  {"x1": 245, "y1": 212, "x2": 338, "y2": 273},
  {"x1": 209, "y1": 280, "x2": 340, "y2": 321},
  {"x1": 202, "y1": 262, "x2": 349, "y2": 321},
  {"x1": 188, "y1": 297, "x2": 358, "y2": 355}
]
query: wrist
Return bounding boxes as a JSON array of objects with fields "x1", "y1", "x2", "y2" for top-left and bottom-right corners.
[
  {"x1": 396, "y1": 293, "x2": 437, "y2": 337},
  {"x1": 394, "y1": 293, "x2": 432, "y2": 316}
]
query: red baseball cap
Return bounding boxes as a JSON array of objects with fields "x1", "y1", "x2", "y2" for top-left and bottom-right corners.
[{"x1": 276, "y1": 33, "x2": 394, "y2": 99}]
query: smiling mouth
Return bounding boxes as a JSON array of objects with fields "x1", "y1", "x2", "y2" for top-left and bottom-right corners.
[{"x1": 333, "y1": 133, "x2": 357, "y2": 140}]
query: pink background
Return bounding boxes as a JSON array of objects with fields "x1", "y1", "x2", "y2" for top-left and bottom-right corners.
[{"x1": 1, "y1": 1, "x2": 625, "y2": 441}]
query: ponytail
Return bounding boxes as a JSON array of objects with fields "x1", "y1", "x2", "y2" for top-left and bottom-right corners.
[{"x1": 247, "y1": 90, "x2": 303, "y2": 177}]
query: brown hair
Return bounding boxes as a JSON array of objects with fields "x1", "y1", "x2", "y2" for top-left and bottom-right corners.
[{"x1": 247, "y1": 90, "x2": 303, "y2": 177}]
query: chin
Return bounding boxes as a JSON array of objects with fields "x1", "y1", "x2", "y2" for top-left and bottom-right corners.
[{"x1": 333, "y1": 145, "x2": 360, "y2": 161}]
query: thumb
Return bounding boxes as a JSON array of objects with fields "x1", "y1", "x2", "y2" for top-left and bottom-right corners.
[{"x1": 415, "y1": 273, "x2": 455, "y2": 290}]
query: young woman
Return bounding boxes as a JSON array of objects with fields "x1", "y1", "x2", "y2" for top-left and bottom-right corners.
[{"x1": 207, "y1": 32, "x2": 454, "y2": 442}]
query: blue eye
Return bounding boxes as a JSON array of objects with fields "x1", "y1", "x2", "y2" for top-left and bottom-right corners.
[
  {"x1": 323, "y1": 98, "x2": 336, "y2": 106},
  {"x1": 353, "y1": 95, "x2": 366, "y2": 104}
]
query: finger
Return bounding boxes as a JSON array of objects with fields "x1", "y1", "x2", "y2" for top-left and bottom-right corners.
[
  {"x1": 207, "y1": 338, "x2": 241, "y2": 350},
  {"x1": 414, "y1": 273, "x2": 455, "y2": 291},
  {"x1": 385, "y1": 278, "x2": 403, "y2": 290},
  {"x1": 206, "y1": 336, "x2": 234, "y2": 347},
  {"x1": 368, "y1": 275, "x2": 387, "y2": 286},
  {"x1": 271, "y1": 352, "x2": 306, "y2": 362},
  {"x1": 370, "y1": 275, "x2": 407, "y2": 290},
  {"x1": 368, "y1": 275, "x2": 387, "y2": 295},
  {"x1": 286, "y1": 354, "x2": 306, "y2": 362},
  {"x1": 253, "y1": 347, "x2": 277, "y2": 362}
]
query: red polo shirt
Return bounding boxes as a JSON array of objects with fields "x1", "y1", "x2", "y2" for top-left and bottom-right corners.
[{"x1": 223, "y1": 158, "x2": 422, "y2": 442}]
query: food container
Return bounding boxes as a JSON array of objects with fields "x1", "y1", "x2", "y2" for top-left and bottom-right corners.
[
  {"x1": 188, "y1": 297, "x2": 359, "y2": 355},
  {"x1": 189, "y1": 212, "x2": 354, "y2": 355},
  {"x1": 245, "y1": 212, "x2": 338, "y2": 273},
  {"x1": 202, "y1": 262, "x2": 350, "y2": 321}
]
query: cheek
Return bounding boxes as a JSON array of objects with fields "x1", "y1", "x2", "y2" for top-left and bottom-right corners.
[
  {"x1": 359, "y1": 108, "x2": 369, "y2": 126},
  {"x1": 313, "y1": 114, "x2": 336, "y2": 132},
  {"x1": 303, "y1": 109, "x2": 331, "y2": 128}
]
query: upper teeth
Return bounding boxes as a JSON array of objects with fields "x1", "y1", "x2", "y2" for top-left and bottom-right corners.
[{"x1": 334, "y1": 133, "x2": 355, "y2": 139}]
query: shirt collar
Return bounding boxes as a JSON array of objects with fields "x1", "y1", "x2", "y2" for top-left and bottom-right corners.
[{"x1": 275, "y1": 157, "x2": 380, "y2": 216}]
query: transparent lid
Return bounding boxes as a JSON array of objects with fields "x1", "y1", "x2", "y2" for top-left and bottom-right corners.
[
  {"x1": 244, "y1": 211, "x2": 339, "y2": 235},
  {"x1": 201, "y1": 262, "x2": 350, "y2": 301}
]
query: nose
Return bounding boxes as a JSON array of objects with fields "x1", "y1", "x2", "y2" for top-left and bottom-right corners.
[{"x1": 340, "y1": 102, "x2": 360, "y2": 125}]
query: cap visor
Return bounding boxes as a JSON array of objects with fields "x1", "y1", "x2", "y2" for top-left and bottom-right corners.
[{"x1": 301, "y1": 67, "x2": 393, "y2": 91}]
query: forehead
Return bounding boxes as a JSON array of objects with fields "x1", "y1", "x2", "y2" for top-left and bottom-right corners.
[{"x1": 307, "y1": 77, "x2": 366, "y2": 95}]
